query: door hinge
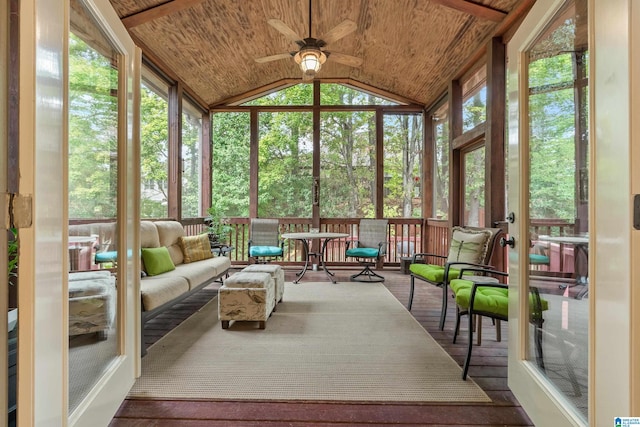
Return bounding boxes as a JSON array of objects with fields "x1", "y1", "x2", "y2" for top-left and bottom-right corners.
[{"x1": 3, "y1": 193, "x2": 32, "y2": 229}]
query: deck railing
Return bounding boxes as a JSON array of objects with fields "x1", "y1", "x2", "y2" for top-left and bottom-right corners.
[
  {"x1": 69, "y1": 217, "x2": 576, "y2": 271},
  {"x1": 182, "y1": 217, "x2": 437, "y2": 266}
]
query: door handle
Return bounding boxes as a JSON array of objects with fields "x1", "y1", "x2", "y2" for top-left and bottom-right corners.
[{"x1": 499, "y1": 236, "x2": 515, "y2": 248}]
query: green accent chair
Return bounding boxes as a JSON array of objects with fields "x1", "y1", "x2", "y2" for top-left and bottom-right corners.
[
  {"x1": 450, "y1": 267, "x2": 548, "y2": 380},
  {"x1": 345, "y1": 219, "x2": 388, "y2": 282},
  {"x1": 248, "y1": 219, "x2": 284, "y2": 264},
  {"x1": 408, "y1": 226, "x2": 503, "y2": 330}
]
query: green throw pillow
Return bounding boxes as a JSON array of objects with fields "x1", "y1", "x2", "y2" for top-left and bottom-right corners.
[{"x1": 141, "y1": 247, "x2": 175, "y2": 276}]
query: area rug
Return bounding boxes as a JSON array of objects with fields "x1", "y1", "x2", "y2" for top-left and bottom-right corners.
[{"x1": 128, "y1": 281, "x2": 490, "y2": 402}]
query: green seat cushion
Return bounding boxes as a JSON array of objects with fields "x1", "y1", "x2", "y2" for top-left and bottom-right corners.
[
  {"x1": 449, "y1": 278, "x2": 474, "y2": 295},
  {"x1": 452, "y1": 279, "x2": 549, "y2": 318},
  {"x1": 409, "y1": 263, "x2": 461, "y2": 282},
  {"x1": 249, "y1": 246, "x2": 283, "y2": 257},
  {"x1": 346, "y1": 247, "x2": 380, "y2": 258},
  {"x1": 529, "y1": 253, "x2": 550, "y2": 265},
  {"x1": 141, "y1": 246, "x2": 176, "y2": 276}
]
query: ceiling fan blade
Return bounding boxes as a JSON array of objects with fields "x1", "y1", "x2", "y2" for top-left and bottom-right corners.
[
  {"x1": 318, "y1": 19, "x2": 357, "y2": 46},
  {"x1": 267, "y1": 19, "x2": 304, "y2": 44},
  {"x1": 327, "y1": 51, "x2": 362, "y2": 68},
  {"x1": 254, "y1": 53, "x2": 292, "y2": 63}
]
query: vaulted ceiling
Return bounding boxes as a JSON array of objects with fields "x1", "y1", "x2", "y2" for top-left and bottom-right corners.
[{"x1": 107, "y1": 0, "x2": 530, "y2": 108}]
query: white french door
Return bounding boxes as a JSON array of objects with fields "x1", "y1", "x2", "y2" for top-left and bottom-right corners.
[
  {"x1": 507, "y1": 0, "x2": 640, "y2": 425},
  {"x1": 506, "y1": 0, "x2": 589, "y2": 425},
  {"x1": 16, "y1": 0, "x2": 140, "y2": 425}
]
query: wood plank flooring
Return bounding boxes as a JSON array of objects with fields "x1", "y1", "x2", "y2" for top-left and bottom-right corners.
[{"x1": 110, "y1": 267, "x2": 533, "y2": 426}]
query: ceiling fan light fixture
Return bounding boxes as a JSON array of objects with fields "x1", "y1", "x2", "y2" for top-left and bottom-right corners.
[{"x1": 294, "y1": 47, "x2": 326, "y2": 74}]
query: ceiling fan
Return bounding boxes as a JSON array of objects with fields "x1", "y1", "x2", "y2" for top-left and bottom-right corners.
[{"x1": 255, "y1": 0, "x2": 363, "y2": 80}]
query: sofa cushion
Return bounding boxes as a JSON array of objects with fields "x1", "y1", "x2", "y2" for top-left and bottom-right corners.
[
  {"x1": 154, "y1": 221, "x2": 185, "y2": 266},
  {"x1": 140, "y1": 221, "x2": 161, "y2": 248},
  {"x1": 140, "y1": 275, "x2": 190, "y2": 311},
  {"x1": 180, "y1": 234, "x2": 213, "y2": 263},
  {"x1": 174, "y1": 257, "x2": 231, "y2": 290},
  {"x1": 141, "y1": 247, "x2": 175, "y2": 276}
]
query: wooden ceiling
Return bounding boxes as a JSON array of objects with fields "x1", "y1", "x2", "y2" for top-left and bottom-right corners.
[{"x1": 108, "y1": 0, "x2": 529, "y2": 108}]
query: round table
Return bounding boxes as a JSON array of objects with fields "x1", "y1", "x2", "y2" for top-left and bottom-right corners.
[{"x1": 281, "y1": 232, "x2": 349, "y2": 283}]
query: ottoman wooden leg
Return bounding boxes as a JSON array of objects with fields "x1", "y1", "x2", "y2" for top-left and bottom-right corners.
[
  {"x1": 259, "y1": 321, "x2": 266, "y2": 330},
  {"x1": 222, "y1": 320, "x2": 230, "y2": 329}
]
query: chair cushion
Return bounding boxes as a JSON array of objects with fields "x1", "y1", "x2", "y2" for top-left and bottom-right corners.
[
  {"x1": 141, "y1": 246, "x2": 176, "y2": 276},
  {"x1": 447, "y1": 227, "x2": 492, "y2": 264},
  {"x1": 529, "y1": 253, "x2": 550, "y2": 265},
  {"x1": 179, "y1": 234, "x2": 214, "y2": 263},
  {"x1": 409, "y1": 263, "x2": 461, "y2": 282},
  {"x1": 346, "y1": 247, "x2": 379, "y2": 258},
  {"x1": 455, "y1": 285, "x2": 510, "y2": 318},
  {"x1": 452, "y1": 279, "x2": 549, "y2": 318},
  {"x1": 95, "y1": 250, "x2": 118, "y2": 263},
  {"x1": 249, "y1": 246, "x2": 283, "y2": 257}
]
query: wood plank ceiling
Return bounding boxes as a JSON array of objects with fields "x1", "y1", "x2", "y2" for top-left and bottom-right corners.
[{"x1": 108, "y1": 0, "x2": 524, "y2": 108}]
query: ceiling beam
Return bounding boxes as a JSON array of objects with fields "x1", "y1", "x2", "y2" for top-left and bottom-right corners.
[
  {"x1": 122, "y1": 0, "x2": 206, "y2": 29},
  {"x1": 431, "y1": 0, "x2": 507, "y2": 22}
]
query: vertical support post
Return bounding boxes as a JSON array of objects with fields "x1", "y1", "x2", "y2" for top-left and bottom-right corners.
[
  {"x1": 449, "y1": 79, "x2": 463, "y2": 226},
  {"x1": 201, "y1": 110, "x2": 212, "y2": 216},
  {"x1": 375, "y1": 107, "x2": 384, "y2": 220},
  {"x1": 168, "y1": 83, "x2": 182, "y2": 220},
  {"x1": 486, "y1": 37, "x2": 507, "y2": 271},
  {"x1": 249, "y1": 107, "x2": 259, "y2": 218},
  {"x1": 312, "y1": 80, "x2": 320, "y2": 228}
]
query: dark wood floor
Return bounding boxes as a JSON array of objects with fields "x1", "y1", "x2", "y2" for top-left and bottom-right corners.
[{"x1": 110, "y1": 266, "x2": 533, "y2": 426}]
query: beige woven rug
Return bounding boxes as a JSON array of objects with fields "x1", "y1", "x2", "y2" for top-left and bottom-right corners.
[{"x1": 128, "y1": 281, "x2": 490, "y2": 402}]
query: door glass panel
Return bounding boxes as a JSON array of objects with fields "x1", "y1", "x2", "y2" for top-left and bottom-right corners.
[
  {"x1": 140, "y1": 69, "x2": 169, "y2": 218},
  {"x1": 463, "y1": 146, "x2": 485, "y2": 226},
  {"x1": 320, "y1": 111, "x2": 375, "y2": 218},
  {"x1": 526, "y1": 0, "x2": 588, "y2": 420},
  {"x1": 68, "y1": 0, "x2": 120, "y2": 413}
]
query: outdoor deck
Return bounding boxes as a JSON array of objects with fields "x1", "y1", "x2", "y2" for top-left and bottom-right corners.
[{"x1": 110, "y1": 267, "x2": 534, "y2": 426}]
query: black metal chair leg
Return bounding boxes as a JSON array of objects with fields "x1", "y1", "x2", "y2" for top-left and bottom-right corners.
[
  {"x1": 462, "y1": 309, "x2": 475, "y2": 380},
  {"x1": 438, "y1": 284, "x2": 448, "y2": 330},
  {"x1": 453, "y1": 306, "x2": 462, "y2": 343},
  {"x1": 350, "y1": 264, "x2": 385, "y2": 282},
  {"x1": 408, "y1": 275, "x2": 415, "y2": 310}
]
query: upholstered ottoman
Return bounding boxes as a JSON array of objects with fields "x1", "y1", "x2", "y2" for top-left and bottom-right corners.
[
  {"x1": 241, "y1": 264, "x2": 285, "y2": 306},
  {"x1": 218, "y1": 271, "x2": 275, "y2": 329}
]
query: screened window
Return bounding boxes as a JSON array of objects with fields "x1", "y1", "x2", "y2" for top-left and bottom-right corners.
[
  {"x1": 320, "y1": 84, "x2": 399, "y2": 105},
  {"x1": 463, "y1": 145, "x2": 485, "y2": 227},
  {"x1": 242, "y1": 84, "x2": 313, "y2": 106},
  {"x1": 320, "y1": 111, "x2": 375, "y2": 218},
  {"x1": 258, "y1": 111, "x2": 313, "y2": 217},
  {"x1": 433, "y1": 102, "x2": 449, "y2": 219},
  {"x1": 383, "y1": 113, "x2": 423, "y2": 218},
  {"x1": 462, "y1": 66, "x2": 487, "y2": 132},
  {"x1": 212, "y1": 112, "x2": 250, "y2": 217},
  {"x1": 181, "y1": 98, "x2": 203, "y2": 217}
]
